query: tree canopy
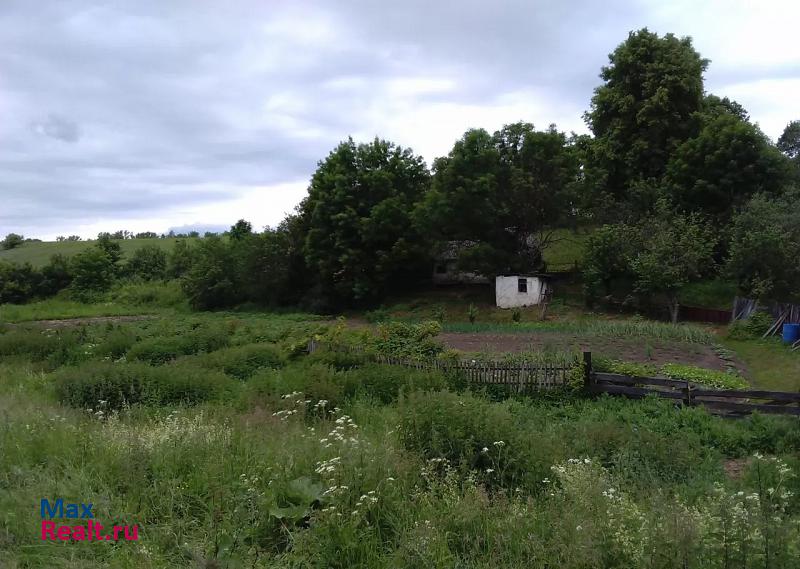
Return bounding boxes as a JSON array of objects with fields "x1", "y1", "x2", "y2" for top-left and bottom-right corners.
[
  {"x1": 586, "y1": 28, "x2": 707, "y2": 212},
  {"x1": 416, "y1": 123, "x2": 579, "y2": 275},
  {"x1": 299, "y1": 137, "x2": 430, "y2": 305}
]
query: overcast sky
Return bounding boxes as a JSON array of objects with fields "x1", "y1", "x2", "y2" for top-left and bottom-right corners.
[{"x1": 1, "y1": 0, "x2": 798, "y2": 240}]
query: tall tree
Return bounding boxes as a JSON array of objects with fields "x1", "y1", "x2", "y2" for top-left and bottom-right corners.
[
  {"x1": 586, "y1": 29, "x2": 707, "y2": 217},
  {"x1": 416, "y1": 123, "x2": 579, "y2": 276},
  {"x1": 300, "y1": 138, "x2": 430, "y2": 306},
  {"x1": 726, "y1": 190, "x2": 800, "y2": 301},
  {"x1": 665, "y1": 113, "x2": 790, "y2": 221},
  {"x1": 777, "y1": 120, "x2": 800, "y2": 159},
  {"x1": 229, "y1": 219, "x2": 253, "y2": 241}
]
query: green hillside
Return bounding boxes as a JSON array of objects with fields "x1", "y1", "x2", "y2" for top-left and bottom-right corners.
[{"x1": 0, "y1": 237, "x2": 197, "y2": 267}]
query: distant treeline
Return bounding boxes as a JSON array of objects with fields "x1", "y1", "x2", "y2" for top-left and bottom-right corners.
[{"x1": 3, "y1": 28, "x2": 800, "y2": 314}]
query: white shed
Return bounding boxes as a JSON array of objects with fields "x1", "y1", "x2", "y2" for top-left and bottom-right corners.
[{"x1": 495, "y1": 275, "x2": 549, "y2": 308}]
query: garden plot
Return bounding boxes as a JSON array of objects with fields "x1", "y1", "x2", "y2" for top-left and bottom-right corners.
[{"x1": 439, "y1": 331, "x2": 729, "y2": 371}]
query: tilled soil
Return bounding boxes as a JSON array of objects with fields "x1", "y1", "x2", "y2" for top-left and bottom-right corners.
[{"x1": 439, "y1": 331, "x2": 729, "y2": 371}]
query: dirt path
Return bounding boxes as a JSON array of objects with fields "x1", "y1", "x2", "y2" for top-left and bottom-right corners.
[{"x1": 7, "y1": 315, "x2": 155, "y2": 328}]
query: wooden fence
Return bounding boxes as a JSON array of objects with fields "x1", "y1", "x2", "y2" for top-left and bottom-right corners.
[
  {"x1": 307, "y1": 342, "x2": 800, "y2": 416},
  {"x1": 307, "y1": 339, "x2": 572, "y2": 392},
  {"x1": 584, "y1": 353, "x2": 800, "y2": 417}
]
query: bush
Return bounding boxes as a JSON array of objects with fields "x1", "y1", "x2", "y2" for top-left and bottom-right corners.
[
  {"x1": 247, "y1": 363, "x2": 344, "y2": 411},
  {"x1": 374, "y1": 321, "x2": 443, "y2": 359},
  {"x1": 727, "y1": 311, "x2": 774, "y2": 339},
  {"x1": 125, "y1": 245, "x2": 168, "y2": 280},
  {"x1": 54, "y1": 361, "x2": 235, "y2": 410},
  {"x1": 398, "y1": 390, "x2": 557, "y2": 491},
  {"x1": 0, "y1": 328, "x2": 79, "y2": 361},
  {"x1": 95, "y1": 327, "x2": 138, "y2": 360},
  {"x1": 197, "y1": 343, "x2": 285, "y2": 379},
  {"x1": 70, "y1": 248, "x2": 116, "y2": 300},
  {"x1": 0, "y1": 261, "x2": 42, "y2": 304},
  {"x1": 593, "y1": 358, "x2": 658, "y2": 377},
  {"x1": 305, "y1": 349, "x2": 368, "y2": 370},
  {"x1": 339, "y1": 363, "x2": 447, "y2": 404},
  {"x1": 108, "y1": 281, "x2": 187, "y2": 308},
  {"x1": 39, "y1": 254, "x2": 73, "y2": 297},
  {"x1": 1, "y1": 233, "x2": 24, "y2": 250},
  {"x1": 181, "y1": 236, "x2": 243, "y2": 309},
  {"x1": 127, "y1": 326, "x2": 231, "y2": 364}
]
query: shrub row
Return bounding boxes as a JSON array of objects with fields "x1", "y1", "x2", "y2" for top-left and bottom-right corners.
[
  {"x1": 195, "y1": 342, "x2": 285, "y2": 379},
  {"x1": 126, "y1": 326, "x2": 230, "y2": 364},
  {"x1": 54, "y1": 361, "x2": 235, "y2": 410}
]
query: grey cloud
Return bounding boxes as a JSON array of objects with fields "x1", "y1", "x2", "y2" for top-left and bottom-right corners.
[
  {"x1": 0, "y1": 0, "x2": 796, "y2": 239},
  {"x1": 30, "y1": 114, "x2": 81, "y2": 142}
]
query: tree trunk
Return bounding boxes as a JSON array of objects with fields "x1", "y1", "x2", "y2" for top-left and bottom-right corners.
[{"x1": 668, "y1": 298, "x2": 680, "y2": 324}]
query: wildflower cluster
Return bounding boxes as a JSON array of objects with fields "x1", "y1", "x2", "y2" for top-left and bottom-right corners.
[{"x1": 103, "y1": 410, "x2": 232, "y2": 450}]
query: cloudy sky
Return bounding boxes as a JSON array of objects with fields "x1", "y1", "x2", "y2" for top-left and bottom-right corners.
[{"x1": 1, "y1": 0, "x2": 798, "y2": 240}]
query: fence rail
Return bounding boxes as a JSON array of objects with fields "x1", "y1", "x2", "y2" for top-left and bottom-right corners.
[{"x1": 307, "y1": 339, "x2": 572, "y2": 392}]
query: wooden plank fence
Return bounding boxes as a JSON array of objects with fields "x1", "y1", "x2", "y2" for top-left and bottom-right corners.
[
  {"x1": 307, "y1": 339, "x2": 572, "y2": 392},
  {"x1": 584, "y1": 353, "x2": 800, "y2": 417},
  {"x1": 308, "y1": 342, "x2": 800, "y2": 416}
]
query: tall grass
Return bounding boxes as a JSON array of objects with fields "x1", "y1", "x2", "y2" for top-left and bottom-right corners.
[
  {"x1": 443, "y1": 319, "x2": 714, "y2": 344},
  {"x1": 2, "y1": 313, "x2": 799, "y2": 568}
]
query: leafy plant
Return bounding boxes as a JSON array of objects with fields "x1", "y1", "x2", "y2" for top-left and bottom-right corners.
[
  {"x1": 661, "y1": 363, "x2": 748, "y2": 389},
  {"x1": 467, "y1": 303, "x2": 478, "y2": 324}
]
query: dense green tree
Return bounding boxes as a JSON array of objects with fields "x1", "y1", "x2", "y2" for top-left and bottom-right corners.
[
  {"x1": 0, "y1": 261, "x2": 41, "y2": 304},
  {"x1": 586, "y1": 28, "x2": 707, "y2": 214},
  {"x1": 582, "y1": 224, "x2": 642, "y2": 303},
  {"x1": 726, "y1": 190, "x2": 800, "y2": 301},
  {"x1": 582, "y1": 204, "x2": 716, "y2": 322},
  {"x1": 1, "y1": 233, "x2": 25, "y2": 250},
  {"x1": 95, "y1": 234, "x2": 122, "y2": 268},
  {"x1": 181, "y1": 236, "x2": 243, "y2": 309},
  {"x1": 39, "y1": 254, "x2": 72, "y2": 296},
  {"x1": 665, "y1": 113, "x2": 790, "y2": 221},
  {"x1": 126, "y1": 245, "x2": 167, "y2": 280},
  {"x1": 240, "y1": 221, "x2": 305, "y2": 306},
  {"x1": 777, "y1": 120, "x2": 800, "y2": 159},
  {"x1": 300, "y1": 137, "x2": 430, "y2": 305},
  {"x1": 417, "y1": 123, "x2": 580, "y2": 275},
  {"x1": 167, "y1": 240, "x2": 198, "y2": 278},
  {"x1": 229, "y1": 219, "x2": 253, "y2": 241},
  {"x1": 629, "y1": 205, "x2": 717, "y2": 323},
  {"x1": 69, "y1": 248, "x2": 116, "y2": 299}
]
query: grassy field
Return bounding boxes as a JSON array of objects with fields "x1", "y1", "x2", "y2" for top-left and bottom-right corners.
[
  {"x1": 0, "y1": 237, "x2": 197, "y2": 267},
  {"x1": 722, "y1": 338, "x2": 800, "y2": 392},
  {"x1": 1, "y1": 309, "x2": 799, "y2": 567},
  {"x1": 2, "y1": 231, "x2": 580, "y2": 270}
]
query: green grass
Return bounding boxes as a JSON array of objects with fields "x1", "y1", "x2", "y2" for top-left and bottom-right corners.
[
  {"x1": 542, "y1": 227, "x2": 592, "y2": 267},
  {"x1": 0, "y1": 282, "x2": 191, "y2": 323},
  {"x1": 722, "y1": 338, "x2": 800, "y2": 391},
  {"x1": 1, "y1": 311, "x2": 800, "y2": 567},
  {"x1": 0, "y1": 297, "x2": 159, "y2": 323},
  {"x1": 0, "y1": 237, "x2": 197, "y2": 267},
  {"x1": 678, "y1": 279, "x2": 738, "y2": 310}
]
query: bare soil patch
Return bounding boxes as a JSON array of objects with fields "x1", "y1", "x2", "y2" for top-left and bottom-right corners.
[
  {"x1": 439, "y1": 331, "x2": 728, "y2": 371},
  {"x1": 13, "y1": 315, "x2": 155, "y2": 328}
]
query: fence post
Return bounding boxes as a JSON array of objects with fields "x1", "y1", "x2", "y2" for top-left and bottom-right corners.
[
  {"x1": 684, "y1": 380, "x2": 694, "y2": 407},
  {"x1": 583, "y1": 351, "x2": 592, "y2": 389}
]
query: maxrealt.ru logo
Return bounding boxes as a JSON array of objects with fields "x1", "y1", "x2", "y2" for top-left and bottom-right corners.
[{"x1": 40, "y1": 499, "x2": 139, "y2": 541}]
